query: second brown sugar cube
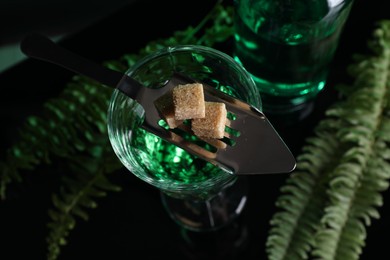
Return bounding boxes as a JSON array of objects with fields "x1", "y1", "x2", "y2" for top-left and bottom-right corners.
[{"x1": 192, "y1": 102, "x2": 227, "y2": 139}]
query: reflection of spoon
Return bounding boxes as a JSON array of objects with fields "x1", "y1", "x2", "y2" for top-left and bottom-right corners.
[{"x1": 20, "y1": 33, "x2": 296, "y2": 175}]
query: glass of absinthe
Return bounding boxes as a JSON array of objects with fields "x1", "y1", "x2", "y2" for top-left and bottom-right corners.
[{"x1": 107, "y1": 45, "x2": 261, "y2": 231}]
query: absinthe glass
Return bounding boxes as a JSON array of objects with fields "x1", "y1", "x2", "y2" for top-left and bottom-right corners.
[{"x1": 107, "y1": 45, "x2": 261, "y2": 229}]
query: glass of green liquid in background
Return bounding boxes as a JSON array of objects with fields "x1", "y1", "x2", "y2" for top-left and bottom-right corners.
[
  {"x1": 233, "y1": 0, "x2": 354, "y2": 114},
  {"x1": 107, "y1": 45, "x2": 261, "y2": 231}
]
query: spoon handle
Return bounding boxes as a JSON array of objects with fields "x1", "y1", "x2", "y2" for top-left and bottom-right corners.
[{"x1": 20, "y1": 33, "x2": 123, "y2": 88}]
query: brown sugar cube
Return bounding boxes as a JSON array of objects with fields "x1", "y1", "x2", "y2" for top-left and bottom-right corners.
[
  {"x1": 192, "y1": 102, "x2": 227, "y2": 139},
  {"x1": 154, "y1": 91, "x2": 183, "y2": 128},
  {"x1": 173, "y1": 83, "x2": 205, "y2": 120}
]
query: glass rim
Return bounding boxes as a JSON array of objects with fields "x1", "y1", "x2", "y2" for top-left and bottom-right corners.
[{"x1": 128, "y1": 45, "x2": 260, "y2": 102}]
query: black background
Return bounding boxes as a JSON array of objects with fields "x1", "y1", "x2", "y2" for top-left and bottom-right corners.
[{"x1": 0, "y1": 0, "x2": 388, "y2": 259}]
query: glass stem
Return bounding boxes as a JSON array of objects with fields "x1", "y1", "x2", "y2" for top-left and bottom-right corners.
[{"x1": 206, "y1": 200, "x2": 215, "y2": 228}]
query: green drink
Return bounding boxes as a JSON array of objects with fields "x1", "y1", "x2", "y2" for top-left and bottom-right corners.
[
  {"x1": 132, "y1": 127, "x2": 220, "y2": 184},
  {"x1": 233, "y1": 0, "x2": 354, "y2": 108},
  {"x1": 129, "y1": 84, "x2": 238, "y2": 185},
  {"x1": 108, "y1": 79, "x2": 257, "y2": 200},
  {"x1": 111, "y1": 91, "x2": 234, "y2": 200}
]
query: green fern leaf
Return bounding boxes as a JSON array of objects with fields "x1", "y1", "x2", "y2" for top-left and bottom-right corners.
[
  {"x1": 46, "y1": 159, "x2": 122, "y2": 260},
  {"x1": 266, "y1": 20, "x2": 390, "y2": 260}
]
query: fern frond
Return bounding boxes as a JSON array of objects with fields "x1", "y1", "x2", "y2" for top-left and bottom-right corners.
[
  {"x1": 266, "y1": 20, "x2": 390, "y2": 260},
  {"x1": 46, "y1": 145, "x2": 122, "y2": 260},
  {"x1": 0, "y1": 2, "x2": 234, "y2": 259},
  {"x1": 266, "y1": 131, "x2": 342, "y2": 260},
  {"x1": 312, "y1": 20, "x2": 390, "y2": 260},
  {"x1": 0, "y1": 75, "x2": 115, "y2": 200},
  {"x1": 0, "y1": 72, "x2": 125, "y2": 259}
]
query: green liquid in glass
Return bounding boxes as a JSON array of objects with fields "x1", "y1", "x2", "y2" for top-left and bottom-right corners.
[
  {"x1": 233, "y1": 0, "x2": 353, "y2": 104},
  {"x1": 127, "y1": 84, "x2": 238, "y2": 186},
  {"x1": 131, "y1": 127, "x2": 221, "y2": 183}
]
